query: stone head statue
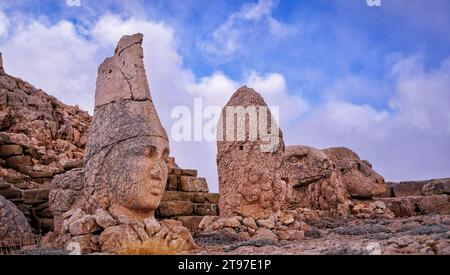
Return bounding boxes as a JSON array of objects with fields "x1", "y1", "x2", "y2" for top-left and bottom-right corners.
[
  {"x1": 84, "y1": 33, "x2": 169, "y2": 220},
  {"x1": 322, "y1": 147, "x2": 386, "y2": 198},
  {"x1": 282, "y1": 145, "x2": 349, "y2": 214}
]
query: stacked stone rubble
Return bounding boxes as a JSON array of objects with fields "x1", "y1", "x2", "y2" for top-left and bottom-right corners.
[{"x1": 0, "y1": 54, "x2": 90, "y2": 235}]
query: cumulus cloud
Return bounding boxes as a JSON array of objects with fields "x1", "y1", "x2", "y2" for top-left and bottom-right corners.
[
  {"x1": 0, "y1": 11, "x2": 9, "y2": 38},
  {"x1": 200, "y1": 0, "x2": 293, "y2": 57},
  {"x1": 292, "y1": 55, "x2": 450, "y2": 182}
]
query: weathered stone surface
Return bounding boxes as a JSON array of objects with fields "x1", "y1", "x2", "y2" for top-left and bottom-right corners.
[
  {"x1": 158, "y1": 201, "x2": 193, "y2": 217},
  {"x1": 49, "y1": 168, "x2": 85, "y2": 230},
  {"x1": 161, "y1": 191, "x2": 219, "y2": 204},
  {"x1": 242, "y1": 217, "x2": 258, "y2": 230},
  {"x1": 282, "y1": 145, "x2": 350, "y2": 215},
  {"x1": 6, "y1": 155, "x2": 32, "y2": 169},
  {"x1": 193, "y1": 203, "x2": 219, "y2": 216},
  {"x1": 62, "y1": 159, "x2": 84, "y2": 171},
  {"x1": 223, "y1": 216, "x2": 241, "y2": 228},
  {"x1": 421, "y1": 178, "x2": 450, "y2": 196},
  {"x1": 143, "y1": 217, "x2": 161, "y2": 236},
  {"x1": 181, "y1": 169, "x2": 197, "y2": 177},
  {"x1": 392, "y1": 181, "x2": 427, "y2": 197},
  {"x1": 323, "y1": 147, "x2": 386, "y2": 198},
  {"x1": 21, "y1": 189, "x2": 50, "y2": 204},
  {"x1": 0, "y1": 181, "x2": 10, "y2": 190},
  {"x1": 217, "y1": 86, "x2": 286, "y2": 219},
  {"x1": 251, "y1": 228, "x2": 278, "y2": 242},
  {"x1": 417, "y1": 195, "x2": 450, "y2": 215},
  {"x1": 0, "y1": 144, "x2": 23, "y2": 158},
  {"x1": 380, "y1": 195, "x2": 450, "y2": 217},
  {"x1": 68, "y1": 214, "x2": 100, "y2": 236},
  {"x1": 93, "y1": 208, "x2": 117, "y2": 228},
  {"x1": 177, "y1": 216, "x2": 204, "y2": 232},
  {"x1": 256, "y1": 216, "x2": 276, "y2": 229},
  {"x1": 69, "y1": 234, "x2": 99, "y2": 254},
  {"x1": 275, "y1": 229, "x2": 304, "y2": 241},
  {"x1": 0, "y1": 195, "x2": 34, "y2": 247},
  {"x1": 166, "y1": 174, "x2": 178, "y2": 191},
  {"x1": 179, "y1": 176, "x2": 209, "y2": 192},
  {"x1": 0, "y1": 185, "x2": 21, "y2": 199},
  {"x1": 99, "y1": 224, "x2": 140, "y2": 253}
]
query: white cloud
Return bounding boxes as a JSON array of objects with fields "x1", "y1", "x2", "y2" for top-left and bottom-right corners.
[
  {"x1": 200, "y1": 0, "x2": 293, "y2": 56},
  {"x1": 292, "y1": 55, "x2": 450, "y2": 182},
  {"x1": 0, "y1": 11, "x2": 9, "y2": 38}
]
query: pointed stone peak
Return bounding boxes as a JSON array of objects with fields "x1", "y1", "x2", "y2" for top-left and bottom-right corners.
[
  {"x1": 95, "y1": 33, "x2": 150, "y2": 108},
  {"x1": 227, "y1": 85, "x2": 267, "y2": 107},
  {"x1": 114, "y1": 33, "x2": 144, "y2": 56}
]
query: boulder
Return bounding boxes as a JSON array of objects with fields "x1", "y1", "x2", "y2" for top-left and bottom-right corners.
[
  {"x1": 0, "y1": 195, "x2": 34, "y2": 247},
  {"x1": 158, "y1": 201, "x2": 193, "y2": 217},
  {"x1": 283, "y1": 145, "x2": 350, "y2": 215},
  {"x1": 323, "y1": 147, "x2": 386, "y2": 198},
  {"x1": 392, "y1": 181, "x2": 427, "y2": 197},
  {"x1": 0, "y1": 144, "x2": 23, "y2": 158},
  {"x1": 68, "y1": 214, "x2": 100, "y2": 236},
  {"x1": 421, "y1": 179, "x2": 450, "y2": 196},
  {"x1": 193, "y1": 203, "x2": 219, "y2": 216},
  {"x1": 179, "y1": 176, "x2": 209, "y2": 192}
]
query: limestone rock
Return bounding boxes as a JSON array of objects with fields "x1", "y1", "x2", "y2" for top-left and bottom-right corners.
[
  {"x1": 392, "y1": 181, "x2": 426, "y2": 197},
  {"x1": 421, "y1": 178, "x2": 450, "y2": 196},
  {"x1": 0, "y1": 195, "x2": 34, "y2": 247},
  {"x1": 93, "y1": 208, "x2": 117, "y2": 228},
  {"x1": 283, "y1": 145, "x2": 350, "y2": 215},
  {"x1": 323, "y1": 147, "x2": 386, "y2": 198},
  {"x1": 158, "y1": 201, "x2": 193, "y2": 217},
  {"x1": 256, "y1": 216, "x2": 276, "y2": 229},
  {"x1": 143, "y1": 217, "x2": 161, "y2": 236},
  {"x1": 251, "y1": 228, "x2": 278, "y2": 242},
  {"x1": 179, "y1": 176, "x2": 208, "y2": 192},
  {"x1": 223, "y1": 216, "x2": 241, "y2": 228},
  {"x1": 242, "y1": 217, "x2": 258, "y2": 230},
  {"x1": 217, "y1": 86, "x2": 286, "y2": 219},
  {"x1": 68, "y1": 214, "x2": 100, "y2": 236}
]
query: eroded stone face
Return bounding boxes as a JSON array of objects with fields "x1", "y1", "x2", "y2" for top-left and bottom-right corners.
[
  {"x1": 282, "y1": 146, "x2": 349, "y2": 215},
  {"x1": 322, "y1": 147, "x2": 386, "y2": 198},
  {"x1": 105, "y1": 138, "x2": 168, "y2": 214}
]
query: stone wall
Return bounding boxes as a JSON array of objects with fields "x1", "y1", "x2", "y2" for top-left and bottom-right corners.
[
  {"x1": 376, "y1": 178, "x2": 450, "y2": 217},
  {"x1": 158, "y1": 165, "x2": 219, "y2": 232}
]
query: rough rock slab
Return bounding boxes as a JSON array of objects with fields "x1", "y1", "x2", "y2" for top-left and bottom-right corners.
[
  {"x1": 421, "y1": 178, "x2": 450, "y2": 196},
  {"x1": 158, "y1": 201, "x2": 194, "y2": 217},
  {"x1": 392, "y1": 181, "x2": 427, "y2": 197},
  {"x1": 179, "y1": 176, "x2": 209, "y2": 192}
]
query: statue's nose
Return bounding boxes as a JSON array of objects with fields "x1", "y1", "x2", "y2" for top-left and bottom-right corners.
[{"x1": 150, "y1": 167, "x2": 161, "y2": 180}]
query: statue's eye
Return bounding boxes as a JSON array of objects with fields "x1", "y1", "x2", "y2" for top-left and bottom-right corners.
[
  {"x1": 143, "y1": 146, "x2": 157, "y2": 158},
  {"x1": 290, "y1": 157, "x2": 297, "y2": 163}
]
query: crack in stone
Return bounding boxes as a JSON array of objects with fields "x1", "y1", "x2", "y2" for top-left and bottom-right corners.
[
  {"x1": 85, "y1": 134, "x2": 168, "y2": 163},
  {"x1": 116, "y1": 41, "x2": 142, "y2": 57}
]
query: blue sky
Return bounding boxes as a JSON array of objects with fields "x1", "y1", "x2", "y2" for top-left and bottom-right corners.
[{"x1": 1, "y1": 0, "x2": 449, "y2": 192}]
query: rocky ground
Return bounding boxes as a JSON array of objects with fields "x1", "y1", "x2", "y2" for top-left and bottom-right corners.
[{"x1": 192, "y1": 214, "x2": 450, "y2": 255}]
